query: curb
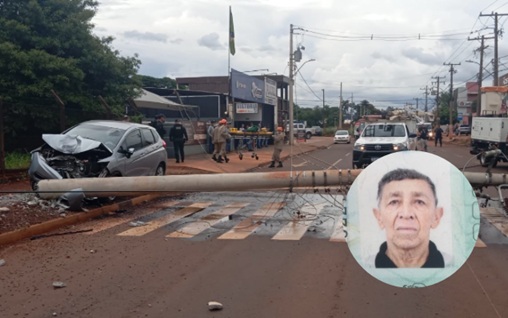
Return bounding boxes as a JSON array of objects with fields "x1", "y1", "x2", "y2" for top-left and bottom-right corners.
[{"x1": 0, "y1": 194, "x2": 166, "y2": 247}]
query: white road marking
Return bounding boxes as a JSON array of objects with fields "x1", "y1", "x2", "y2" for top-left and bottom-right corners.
[
  {"x1": 118, "y1": 202, "x2": 212, "y2": 236},
  {"x1": 272, "y1": 203, "x2": 327, "y2": 241},
  {"x1": 218, "y1": 202, "x2": 285, "y2": 240},
  {"x1": 168, "y1": 202, "x2": 248, "y2": 238},
  {"x1": 327, "y1": 158, "x2": 342, "y2": 170}
]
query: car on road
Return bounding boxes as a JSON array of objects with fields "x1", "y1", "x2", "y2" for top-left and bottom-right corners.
[
  {"x1": 334, "y1": 130, "x2": 351, "y2": 144},
  {"x1": 457, "y1": 124, "x2": 471, "y2": 135},
  {"x1": 353, "y1": 122, "x2": 416, "y2": 168},
  {"x1": 28, "y1": 120, "x2": 168, "y2": 190},
  {"x1": 311, "y1": 126, "x2": 323, "y2": 136}
]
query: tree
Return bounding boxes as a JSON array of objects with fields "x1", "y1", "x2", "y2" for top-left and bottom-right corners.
[
  {"x1": 137, "y1": 75, "x2": 177, "y2": 89},
  {"x1": 436, "y1": 92, "x2": 456, "y2": 125},
  {"x1": 0, "y1": 0, "x2": 141, "y2": 139}
]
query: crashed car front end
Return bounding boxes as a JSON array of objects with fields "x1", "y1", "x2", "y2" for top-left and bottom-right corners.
[{"x1": 28, "y1": 134, "x2": 114, "y2": 188}]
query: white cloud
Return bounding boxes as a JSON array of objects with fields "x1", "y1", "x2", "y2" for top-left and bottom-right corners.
[{"x1": 92, "y1": 0, "x2": 508, "y2": 108}]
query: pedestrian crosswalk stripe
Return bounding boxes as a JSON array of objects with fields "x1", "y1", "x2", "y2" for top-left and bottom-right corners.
[
  {"x1": 168, "y1": 202, "x2": 249, "y2": 238},
  {"x1": 218, "y1": 201, "x2": 285, "y2": 240},
  {"x1": 118, "y1": 202, "x2": 212, "y2": 237},
  {"x1": 329, "y1": 215, "x2": 346, "y2": 243},
  {"x1": 272, "y1": 203, "x2": 327, "y2": 241},
  {"x1": 84, "y1": 201, "x2": 179, "y2": 235}
]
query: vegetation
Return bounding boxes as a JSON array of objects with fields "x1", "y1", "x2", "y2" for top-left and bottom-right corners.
[
  {"x1": 5, "y1": 152, "x2": 31, "y2": 169},
  {"x1": 0, "y1": 0, "x2": 142, "y2": 138}
]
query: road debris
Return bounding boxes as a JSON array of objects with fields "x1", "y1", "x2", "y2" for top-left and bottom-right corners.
[
  {"x1": 31, "y1": 228, "x2": 94, "y2": 240},
  {"x1": 0, "y1": 259, "x2": 5, "y2": 267},
  {"x1": 208, "y1": 301, "x2": 223, "y2": 311},
  {"x1": 129, "y1": 221, "x2": 147, "y2": 227},
  {"x1": 52, "y1": 281, "x2": 66, "y2": 289}
]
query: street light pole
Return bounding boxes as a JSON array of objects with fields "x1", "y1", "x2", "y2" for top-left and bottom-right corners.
[{"x1": 289, "y1": 24, "x2": 295, "y2": 145}]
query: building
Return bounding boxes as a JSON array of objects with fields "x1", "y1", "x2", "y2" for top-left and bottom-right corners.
[{"x1": 455, "y1": 82, "x2": 478, "y2": 125}]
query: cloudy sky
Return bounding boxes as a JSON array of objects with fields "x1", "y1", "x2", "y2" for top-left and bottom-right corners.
[{"x1": 92, "y1": 0, "x2": 508, "y2": 109}]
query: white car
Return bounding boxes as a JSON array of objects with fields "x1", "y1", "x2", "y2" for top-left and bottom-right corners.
[{"x1": 334, "y1": 130, "x2": 351, "y2": 144}]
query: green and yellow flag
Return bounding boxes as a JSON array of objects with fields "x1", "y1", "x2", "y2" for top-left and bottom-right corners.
[{"x1": 229, "y1": 6, "x2": 235, "y2": 56}]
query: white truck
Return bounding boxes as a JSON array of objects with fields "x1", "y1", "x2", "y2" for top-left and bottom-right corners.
[
  {"x1": 470, "y1": 117, "x2": 508, "y2": 167},
  {"x1": 287, "y1": 122, "x2": 314, "y2": 139}
]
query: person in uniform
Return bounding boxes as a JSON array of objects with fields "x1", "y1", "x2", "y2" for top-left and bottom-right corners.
[
  {"x1": 269, "y1": 126, "x2": 285, "y2": 168},
  {"x1": 212, "y1": 119, "x2": 231, "y2": 163}
]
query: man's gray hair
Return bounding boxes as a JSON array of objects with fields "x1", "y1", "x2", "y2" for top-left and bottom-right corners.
[{"x1": 377, "y1": 168, "x2": 438, "y2": 205}]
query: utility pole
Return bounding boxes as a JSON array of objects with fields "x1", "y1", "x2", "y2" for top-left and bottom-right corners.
[
  {"x1": 432, "y1": 76, "x2": 446, "y2": 126},
  {"x1": 322, "y1": 89, "x2": 325, "y2": 108},
  {"x1": 288, "y1": 24, "x2": 295, "y2": 145},
  {"x1": 468, "y1": 35, "x2": 490, "y2": 115},
  {"x1": 479, "y1": 12, "x2": 508, "y2": 85},
  {"x1": 339, "y1": 82, "x2": 343, "y2": 129},
  {"x1": 444, "y1": 62, "x2": 461, "y2": 136},
  {"x1": 413, "y1": 98, "x2": 420, "y2": 110},
  {"x1": 420, "y1": 86, "x2": 429, "y2": 112}
]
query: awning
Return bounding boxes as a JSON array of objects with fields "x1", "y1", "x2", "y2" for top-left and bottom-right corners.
[
  {"x1": 132, "y1": 89, "x2": 198, "y2": 111},
  {"x1": 481, "y1": 86, "x2": 508, "y2": 93}
]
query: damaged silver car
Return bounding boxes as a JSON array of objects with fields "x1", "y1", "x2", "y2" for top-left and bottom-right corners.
[{"x1": 28, "y1": 120, "x2": 168, "y2": 192}]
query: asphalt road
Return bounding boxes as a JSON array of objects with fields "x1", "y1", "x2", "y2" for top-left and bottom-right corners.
[{"x1": 1, "y1": 143, "x2": 508, "y2": 318}]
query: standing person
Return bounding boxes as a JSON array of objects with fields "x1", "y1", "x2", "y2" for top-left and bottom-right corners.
[
  {"x1": 269, "y1": 127, "x2": 285, "y2": 168},
  {"x1": 169, "y1": 119, "x2": 188, "y2": 163},
  {"x1": 207, "y1": 120, "x2": 216, "y2": 154},
  {"x1": 417, "y1": 125, "x2": 428, "y2": 151},
  {"x1": 434, "y1": 125, "x2": 444, "y2": 147},
  {"x1": 150, "y1": 114, "x2": 166, "y2": 139},
  {"x1": 212, "y1": 119, "x2": 231, "y2": 163}
]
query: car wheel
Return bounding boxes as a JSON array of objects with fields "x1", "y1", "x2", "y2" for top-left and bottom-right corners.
[
  {"x1": 31, "y1": 180, "x2": 39, "y2": 192},
  {"x1": 305, "y1": 132, "x2": 312, "y2": 139},
  {"x1": 155, "y1": 163, "x2": 166, "y2": 176}
]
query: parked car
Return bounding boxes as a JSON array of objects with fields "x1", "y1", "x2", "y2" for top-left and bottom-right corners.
[
  {"x1": 28, "y1": 120, "x2": 168, "y2": 191},
  {"x1": 457, "y1": 124, "x2": 471, "y2": 135},
  {"x1": 334, "y1": 130, "x2": 351, "y2": 144},
  {"x1": 311, "y1": 126, "x2": 323, "y2": 136}
]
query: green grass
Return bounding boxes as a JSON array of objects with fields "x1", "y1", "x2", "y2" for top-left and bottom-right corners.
[{"x1": 5, "y1": 151, "x2": 31, "y2": 170}]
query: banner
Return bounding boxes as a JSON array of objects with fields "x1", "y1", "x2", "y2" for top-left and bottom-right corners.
[{"x1": 229, "y1": 6, "x2": 235, "y2": 56}]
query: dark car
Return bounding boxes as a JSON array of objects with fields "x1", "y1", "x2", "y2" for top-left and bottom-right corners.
[
  {"x1": 457, "y1": 125, "x2": 471, "y2": 135},
  {"x1": 28, "y1": 120, "x2": 168, "y2": 190}
]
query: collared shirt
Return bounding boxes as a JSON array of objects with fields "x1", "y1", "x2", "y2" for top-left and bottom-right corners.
[{"x1": 375, "y1": 241, "x2": 444, "y2": 268}]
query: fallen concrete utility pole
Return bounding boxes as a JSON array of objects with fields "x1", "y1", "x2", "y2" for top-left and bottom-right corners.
[
  {"x1": 37, "y1": 170, "x2": 361, "y2": 199},
  {"x1": 36, "y1": 170, "x2": 508, "y2": 199}
]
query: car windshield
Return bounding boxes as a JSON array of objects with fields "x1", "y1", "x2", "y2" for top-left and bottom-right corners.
[
  {"x1": 65, "y1": 123, "x2": 126, "y2": 148},
  {"x1": 362, "y1": 124, "x2": 406, "y2": 137},
  {"x1": 335, "y1": 131, "x2": 348, "y2": 135}
]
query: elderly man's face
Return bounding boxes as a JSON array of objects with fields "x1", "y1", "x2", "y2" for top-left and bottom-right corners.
[{"x1": 373, "y1": 179, "x2": 443, "y2": 251}]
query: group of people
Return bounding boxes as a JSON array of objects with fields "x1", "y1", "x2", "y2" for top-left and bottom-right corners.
[
  {"x1": 150, "y1": 114, "x2": 188, "y2": 163},
  {"x1": 416, "y1": 124, "x2": 444, "y2": 151},
  {"x1": 207, "y1": 120, "x2": 286, "y2": 167},
  {"x1": 152, "y1": 115, "x2": 286, "y2": 167}
]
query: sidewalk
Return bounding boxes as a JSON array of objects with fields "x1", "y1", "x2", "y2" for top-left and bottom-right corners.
[{"x1": 167, "y1": 137, "x2": 335, "y2": 174}]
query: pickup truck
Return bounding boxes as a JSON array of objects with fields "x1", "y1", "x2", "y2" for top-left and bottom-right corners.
[
  {"x1": 353, "y1": 122, "x2": 417, "y2": 168},
  {"x1": 287, "y1": 123, "x2": 314, "y2": 139}
]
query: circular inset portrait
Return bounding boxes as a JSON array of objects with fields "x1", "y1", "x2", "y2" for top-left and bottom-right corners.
[{"x1": 345, "y1": 151, "x2": 479, "y2": 287}]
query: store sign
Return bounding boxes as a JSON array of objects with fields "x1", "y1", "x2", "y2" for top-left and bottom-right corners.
[
  {"x1": 236, "y1": 103, "x2": 258, "y2": 113},
  {"x1": 230, "y1": 69, "x2": 265, "y2": 103},
  {"x1": 265, "y1": 78, "x2": 277, "y2": 106}
]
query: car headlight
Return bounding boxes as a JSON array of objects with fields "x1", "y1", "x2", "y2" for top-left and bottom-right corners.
[
  {"x1": 393, "y1": 143, "x2": 407, "y2": 151},
  {"x1": 354, "y1": 144, "x2": 365, "y2": 151}
]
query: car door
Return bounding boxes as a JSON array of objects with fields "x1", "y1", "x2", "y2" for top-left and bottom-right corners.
[
  {"x1": 139, "y1": 127, "x2": 163, "y2": 175},
  {"x1": 120, "y1": 128, "x2": 152, "y2": 176}
]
